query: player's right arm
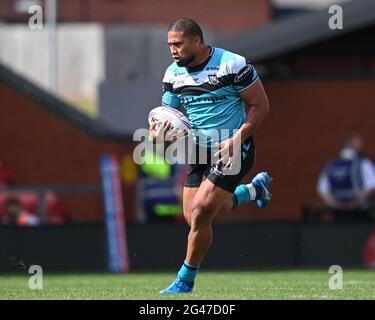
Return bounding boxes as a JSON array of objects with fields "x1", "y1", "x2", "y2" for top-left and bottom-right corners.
[
  {"x1": 162, "y1": 82, "x2": 181, "y2": 109},
  {"x1": 149, "y1": 68, "x2": 180, "y2": 143}
]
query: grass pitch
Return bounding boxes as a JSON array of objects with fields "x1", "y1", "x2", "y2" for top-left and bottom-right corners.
[{"x1": 0, "y1": 269, "x2": 374, "y2": 300}]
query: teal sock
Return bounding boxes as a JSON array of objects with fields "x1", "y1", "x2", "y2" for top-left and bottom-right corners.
[
  {"x1": 177, "y1": 261, "x2": 199, "y2": 284},
  {"x1": 232, "y1": 184, "x2": 262, "y2": 207}
]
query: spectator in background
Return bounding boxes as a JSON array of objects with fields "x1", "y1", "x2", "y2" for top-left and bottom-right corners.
[
  {"x1": 138, "y1": 143, "x2": 185, "y2": 223},
  {"x1": 0, "y1": 161, "x2": 15, "y2": 187},
  {"x1": 0, "y1": 162, "x2": 70, "y2": 225},
  {"x1": 2, "y1": 197, "x2": 40, "y2": 226},
  {"x1": 47, "y1": 198, "x2": 71, "y2": 225},
  {"x1": 316, "y1": 134, "x2": 375, "y2": 222}
]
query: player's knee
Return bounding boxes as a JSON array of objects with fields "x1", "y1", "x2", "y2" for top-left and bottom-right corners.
[
  {"x1": 191, "y1": 203, "x2": 212, "y2": 230},
  {"x1": 184, "y1": 211, "x2": 191, "y2": 226}
]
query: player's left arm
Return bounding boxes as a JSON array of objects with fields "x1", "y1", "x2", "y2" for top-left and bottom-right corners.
[
  {"x1": 234, "y1": 79, "x2": 269, "y2": 143},
  {"x1": 215, "y1": 79, "x2": 269, "y2": 167}
]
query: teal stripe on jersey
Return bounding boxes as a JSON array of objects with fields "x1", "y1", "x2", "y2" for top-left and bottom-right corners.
[
  {"x1": 162, "y1": 91, "x2": 180, "y2": 108},
  {"x1": 179, "y1": 87, "x2": 246, "y2": 146},
  {"x1": 162, "y1": 47, "x2": 259, "y2": 146}
]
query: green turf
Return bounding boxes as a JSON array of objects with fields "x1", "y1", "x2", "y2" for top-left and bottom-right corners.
[{"x1": 0, "y1": 270, "x2": 374, "y2": 300}]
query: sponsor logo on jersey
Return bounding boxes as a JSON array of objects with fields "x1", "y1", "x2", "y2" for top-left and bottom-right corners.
[
  {"x1": 234, "y1": 64, "x2": 253, "y2": 83},
  {"x1": 208, "y1": 74, "x2": 219, "y2": 85},
  {"x1": 174, "y1": 79, "x2": 185, "y2": 86},
  {"x1": 181, "y1": 95, "x2": 227, "y2": 104},
  {"x1": 206, "y1": 66, "x2": 219, "y2": 71}
]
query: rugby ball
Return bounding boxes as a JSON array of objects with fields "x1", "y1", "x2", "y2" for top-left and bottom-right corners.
[{"x1": 148, "y1": 106, "x2": 192, "y2": 139}]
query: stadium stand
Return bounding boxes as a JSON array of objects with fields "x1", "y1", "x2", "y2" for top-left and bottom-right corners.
[{"x1": 0, "y1": 63, "x2": 136, "y2": 222}]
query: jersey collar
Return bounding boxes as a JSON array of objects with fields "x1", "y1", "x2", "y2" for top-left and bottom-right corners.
[{"x1": 186, "y1": 46, "x2": 214, "y2": 73}]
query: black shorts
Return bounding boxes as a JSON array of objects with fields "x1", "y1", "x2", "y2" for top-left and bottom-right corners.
[{"x1": 184, "y1": 136, "x2": 255, "y2": 193}]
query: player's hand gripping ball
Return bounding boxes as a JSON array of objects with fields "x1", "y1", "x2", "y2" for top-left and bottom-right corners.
[{"x1": 148, "y1": 106, "x2": 192, "y2": 141}]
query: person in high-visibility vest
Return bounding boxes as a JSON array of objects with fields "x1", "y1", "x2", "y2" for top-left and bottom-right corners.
[
  {"x1": 139, "y1": 148, "x2": 185, "y2": 222},
  {"x1": 317, "y1": 134, "x2": 375, "y2": 222}
]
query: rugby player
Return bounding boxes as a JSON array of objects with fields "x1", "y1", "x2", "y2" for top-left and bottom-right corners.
[{"x1": 149, "y1": 18, "x2": 272, "y2": 294}]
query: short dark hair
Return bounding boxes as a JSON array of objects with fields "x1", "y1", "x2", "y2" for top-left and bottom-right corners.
[
  {"x1": 5, "y1": 197, "x2": 20, "y2": 207},
  {"x1": 168, "y1": 18, "x2": 204, "y2": 42}
]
